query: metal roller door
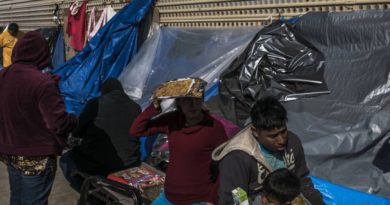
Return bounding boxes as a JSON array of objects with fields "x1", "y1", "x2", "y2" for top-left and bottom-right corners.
[
  {"x1": 0, "y1": 0, "x2": 132, "y2": 31},
  {"x1": 155, "y1": 0, "x2": 390, "y2": 28}
]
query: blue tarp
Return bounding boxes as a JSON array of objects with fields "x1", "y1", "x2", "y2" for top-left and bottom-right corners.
[
  {"x1": 53, "y1": 0, "x2": 154, "y2": 115},
  {"x1": 311, "y1": 176, "x2": 390, "y2": 205}
]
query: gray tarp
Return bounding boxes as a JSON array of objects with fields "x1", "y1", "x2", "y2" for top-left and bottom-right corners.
[
  {"x1": 285, "y1": 11, "x2": 390, "y2": 197},
  {"x1": 207, "y1": 11, "x2": 390, "y2": 198}
]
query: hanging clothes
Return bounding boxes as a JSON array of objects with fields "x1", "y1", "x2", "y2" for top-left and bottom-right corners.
[
  {"x1": 87, "y1": 6, "x2": 117, "y2": 41},
  {"x1": 52, "y1": 27, "x2": 65, "y2": 69},
  {"x1": 67, "y1": 0, "x2": 87, "y2": 51}
]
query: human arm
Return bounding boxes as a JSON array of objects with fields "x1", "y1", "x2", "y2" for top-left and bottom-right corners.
[
  {"x1": 291, "y1": 134, "x2": 325, "y2": 205},
  {"x1": 72, "y1": 98, "x2": 98, "y2": 138},
  {"x1": 218, "y1": 151, "x2": 253, "y2": 205},
  {"x1": 129, "y1": 103, "x2": 170, "y2": 137},
  {"x1": 38, "y1": 79, "x2": 78, "y2": 139},
  {"x1": 0, "y1": 33, "x2": 4, "y2": 47}
]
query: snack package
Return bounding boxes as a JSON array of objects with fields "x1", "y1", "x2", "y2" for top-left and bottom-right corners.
[
  {"x1": 107, "y1": 163, "x2": 165, "y2": 201},
  {"x1": 232, "y1": 187, "x2": 249, "y2": 205},
  {"x1": 152, "y1": 78, "x2": 207, "y2": 99}
]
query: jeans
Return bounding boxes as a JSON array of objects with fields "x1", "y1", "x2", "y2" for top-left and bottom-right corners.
[
  {"x1": 152, "y1": 192, "x2": 203, "y2": 205},
  {"x1": 7, "y1": 157, "x2": 56, "y2": 205},
  {"x1": 59, "y1": 150, "x2": 83, "y2": 192}
]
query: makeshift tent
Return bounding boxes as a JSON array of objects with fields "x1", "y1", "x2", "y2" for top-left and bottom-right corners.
[
  {"x1": 53, "y1": 0, "x2": 154, "y2": 115},
  {"x1": 118, "y1": 11, "x2": 390, "y2": 204},
  {"x1": 207, "y1": 21, "x2": 330, "y2": 126},
  {"x1": 285, "y1": 11, "x2": 390, "y2": 199},
  {"x1": 119, "y1": 27, "x2": 260, "y2": 107}
]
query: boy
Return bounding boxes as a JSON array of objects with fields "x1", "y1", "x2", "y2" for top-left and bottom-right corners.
[{"x1": 260, "y1": 168, "x2": 308, "y2": 205}]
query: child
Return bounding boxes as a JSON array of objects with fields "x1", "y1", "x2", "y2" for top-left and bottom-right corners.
[{"x1": 260, "y1": 168, "x2": 309, "y2": 205}]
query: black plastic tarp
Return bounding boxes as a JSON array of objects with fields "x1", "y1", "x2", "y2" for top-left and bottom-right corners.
[
  {"x1": 209, "y1": 11, "x2": 390, "y2": 198},
  {"x1": 207, "y1": 21, "x2": 329, "y2": 126}
]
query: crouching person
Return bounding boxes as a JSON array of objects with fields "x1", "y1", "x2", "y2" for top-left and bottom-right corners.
[
  {"x1": 0, "y1": 31, "x2": 78, "y2": 205},
  {"x1": 60, "y1": 78, "x2": 142, "y2": 191},
  {"x1": 212, "y1": 96, "x2": 324, "y2": 205}
]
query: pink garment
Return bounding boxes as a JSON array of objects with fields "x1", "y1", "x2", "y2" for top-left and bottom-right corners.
[
  {"x1": 211, "y1": 114, "x2": 240, "y2": 138},
  {"x1": 67, "y1": 0, "x2": 87, "y2": 51},
  {"x1": 87, "y1": 6, "x2": 116, "y2": 41}
]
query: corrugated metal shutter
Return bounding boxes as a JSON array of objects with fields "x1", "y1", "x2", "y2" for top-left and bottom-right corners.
[
  {"x1": 0, "y1": 0, "x2": 61, "y2": 31},
  {"x1": 0, "y1": 0, "x2": 132, "y2": 31},
  {"x1": 2, "y1": 0, "x2": 390, "y2": 30},
  {"x1": 155, "y1": 0, "x2": 390, "y2": 28}
]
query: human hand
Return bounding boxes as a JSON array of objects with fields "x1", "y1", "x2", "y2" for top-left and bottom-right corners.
[
  {"x1": 152, "y1": 98, "x2": 162, "y2": 112},
  {"x1": 51, "y1": 74, "x2": 61, "y2": 83}
]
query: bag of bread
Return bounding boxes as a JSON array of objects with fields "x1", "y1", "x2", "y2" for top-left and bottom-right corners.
[{"x1": 152, "y1": 78, "x2": 207, "y2": 100}]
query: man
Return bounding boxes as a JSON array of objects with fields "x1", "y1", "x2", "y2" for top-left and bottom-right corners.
[
  {"x1": 0, "y1": 31, "x2": 78, "y2": 205},
  {"x1": 60, "y1": 78, "x2": 142, "y2": 190},
  {"x1": 0, "y1": 23, "x2": 23, "y2": 68},
  {"x1": 212, "y1": 96, "x2": 324, "y2": 205}
]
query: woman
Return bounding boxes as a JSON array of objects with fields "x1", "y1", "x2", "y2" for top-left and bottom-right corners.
[{"x1": 130, "y1": 78, "x2": 229, "y2": 205}]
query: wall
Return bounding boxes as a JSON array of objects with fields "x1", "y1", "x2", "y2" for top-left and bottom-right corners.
[
  {"x1": 0, "y1": 0, "x2": 132, "y2": 31},
  {"x1": 155, "y1": 0, "x2": 390, "y2": 27}
]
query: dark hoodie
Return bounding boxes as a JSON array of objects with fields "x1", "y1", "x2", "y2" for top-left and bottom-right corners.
[
  {"x1": 71, "y1": 78, "x2": 142, "y2": 175},
  {"x1": 0, "y1": 31, "x2": 78, "y2": 156}
]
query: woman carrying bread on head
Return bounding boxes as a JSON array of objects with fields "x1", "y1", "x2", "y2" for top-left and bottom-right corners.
[{"x1": 130, "y1": 78, "x2": 229, "y2": 205}]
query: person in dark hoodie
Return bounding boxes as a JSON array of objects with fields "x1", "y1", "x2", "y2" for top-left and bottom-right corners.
[
  {"x1": 0, "y1": 31, "x2": 78, "y2": 205},
  {"x1": 212, "y1": 96, "x2": 324, "y2": 205},
  {"x1": 60, "y1": 78, "x2": 142, "y2": 191}
]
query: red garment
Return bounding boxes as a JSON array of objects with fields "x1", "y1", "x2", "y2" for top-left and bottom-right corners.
[
  {"x1": 130, "y1": 105, "x2": 229, "y2": 205},
  {"x1": 67, "y1": 0, "x2": 87, "y2": 51},
  {"x1": 0, "y1": 32, "x2": 78, "y2": 156}
]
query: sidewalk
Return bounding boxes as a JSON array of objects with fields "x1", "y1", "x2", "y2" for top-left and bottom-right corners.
[{"x1": 0, "y1": 162, "x2": 79, "y2": 205}]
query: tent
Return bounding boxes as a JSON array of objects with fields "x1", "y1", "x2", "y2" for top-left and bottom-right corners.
[
  {"x1": 55, "y1": 2, "x2": 390, "y2": 202},
  {"x1": 118, "y1": 11, "x2": 390, "y2": 204},
  {"x1": 53, "y1": 0, "x2": 154, "y2": 115}
]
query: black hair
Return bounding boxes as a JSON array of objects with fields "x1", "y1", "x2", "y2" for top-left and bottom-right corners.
[
  {"x1": 262, "y1": 168, "x2": 301, "y2": 203},
  {"x1": 250, "y1": 96, "x2": 287, "y2": 131},
  {"x1": 8, "y1": 23, "x2": 19, "y2": 37},
  {"x1": 0, "y1": 26, "x2": 4, "y2": 33}
]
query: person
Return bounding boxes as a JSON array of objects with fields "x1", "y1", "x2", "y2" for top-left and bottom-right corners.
[
  {"x1": 259, "y1": 168, "x2": 308, "y2": 205},
  {"x1": 60, "y1": 78, "x2": 142, "y2": 190},
  {"x1": 212, "y1": 96, "x2": 325, "y2": 205},
  {"x1": 0, "y1": 31, "x2": 78, "y2": 205},
  {"x1": 0, "y1": 23, "x2": 23, "y2": 68},
  {"x1": 130, "y1": 78, "x2": 229, "y2": 205}
]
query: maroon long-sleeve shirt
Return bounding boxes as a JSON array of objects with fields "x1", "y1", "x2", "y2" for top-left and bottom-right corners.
[{"x1": 130, "y1": 105, "x2": 228, "y2": 205}]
